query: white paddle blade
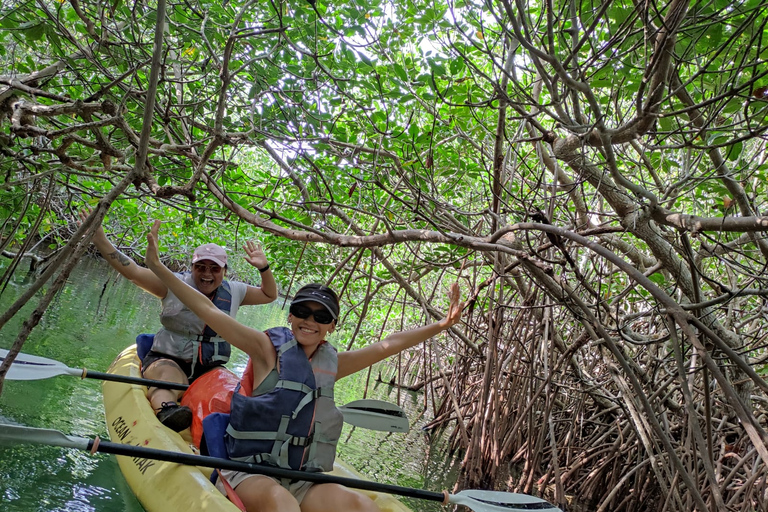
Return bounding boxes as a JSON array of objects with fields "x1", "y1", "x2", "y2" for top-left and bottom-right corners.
[
  {"x1": 450, "y1": 490, "x2": 563, "y2": 512},
  {"x1": 0, "y1": 424, "x2": 90, "y2": 451},
  {"x1": 339, "y1": 399, "x2": 410, "y2": 433},
  {"x1": 340, "y1": 407, "x2": 410, "y2": 433},
  {"x1": 343, "y1": 399, "x2": 406, "y2": 414},
  {"x1": 0, "y1": 349, "x2": 77, "y2": 380}
]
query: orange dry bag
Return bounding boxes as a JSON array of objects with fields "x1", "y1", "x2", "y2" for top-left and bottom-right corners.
[{"x1": 180, "y1": 366, "x2": 240, "y2": 448}]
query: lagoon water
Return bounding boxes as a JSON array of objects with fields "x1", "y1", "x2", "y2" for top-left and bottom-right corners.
[{"x1": 0, "y1": 257, "x2": 458, "y2": 511}]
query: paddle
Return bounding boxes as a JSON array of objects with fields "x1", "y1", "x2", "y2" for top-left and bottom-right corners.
[
  {"x1": 0, "y1": 424, "x2": 562, "y2": 512},
  {"x1": 0, "y1": 349, "x2": 409, "y2": 433},
  {"x1": 0, "y1": 349, "x2": 188, "y2": 390},
  {"x1": 340, "y1": 399, "x2": 409, "y2": 433}
]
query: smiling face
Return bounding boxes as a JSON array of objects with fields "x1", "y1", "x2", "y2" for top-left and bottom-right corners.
[
  {"x1": 191, "y1": 259, "x2": 225, "y2": 296},
  {"x1": 288, "y1": 300, "x2": 336, "y2": 354}
]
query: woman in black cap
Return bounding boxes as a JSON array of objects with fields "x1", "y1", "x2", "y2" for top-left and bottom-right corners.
[{"x1": 144, "y1": 220, "x2": 464, "y2": 512}]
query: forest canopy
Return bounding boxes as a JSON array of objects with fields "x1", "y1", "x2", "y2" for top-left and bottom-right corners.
[{"x1": 2, "y1": 0, "x2": 768, "y2": 510}]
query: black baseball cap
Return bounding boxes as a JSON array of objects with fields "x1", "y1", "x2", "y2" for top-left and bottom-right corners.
[{"x1": 291, "y1": 284, "x2": 340, "y2": 320}]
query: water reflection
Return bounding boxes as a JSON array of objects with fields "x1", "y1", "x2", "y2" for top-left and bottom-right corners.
[{"x1": 0, "y1": 258, "x2": 458, "y2": 511}]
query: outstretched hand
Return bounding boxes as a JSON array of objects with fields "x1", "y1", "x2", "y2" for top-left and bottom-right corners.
[
  {"x1": 145, "y1": 220, "x2": 162, "y2": 270},
  {"x1": 439, "y1": 282, "x2": 465, "y2": 330},
  {"x1": 77, "y1": 208, "x2": 107, "y2": 239},
  {"x1": 77, "y1": 208, "x2": 89, "y2": 226},
  {"x1": 243, "y1": 240, "x2": 269, "y2": 269}
]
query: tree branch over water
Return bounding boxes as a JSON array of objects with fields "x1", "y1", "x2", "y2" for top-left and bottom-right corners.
[{"x1": 3, "y1": 0, "x2": 768, "y2": 510}]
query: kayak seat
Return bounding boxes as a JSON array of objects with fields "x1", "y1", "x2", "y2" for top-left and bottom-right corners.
[
  {"x1": 201, "y1": 412, "x2": 231, "y2": 484},
  {"x1": 135, "y1": 334, "x2": 155, "y2": 361}
]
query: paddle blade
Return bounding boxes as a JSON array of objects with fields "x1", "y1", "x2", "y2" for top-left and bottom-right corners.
[
  {"x1": 0, "y1": 424, "x2": 90, "y2": 451},
  {"x1": 339, "y1": 399, "x2": 410, "y2": 433},
  {"x1": 449, "y1": 490, "x2": 563, "y2": 512},
  {"x1": 0, "y1": 349, "x2": 78, "y2": 380}
]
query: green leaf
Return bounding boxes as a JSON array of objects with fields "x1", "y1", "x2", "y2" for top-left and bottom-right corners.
[
  {"x1": 707, "y1": 132, "x2": 730, "y2": 146},
  {"x1": 359, "y1": 52, "x2": 374, "y2": 67},
  {"x1": 428, "y1": 59, "x2": 446, "y2": 76},
  {"x1": 726, "y1": 141, "x2": 742, "y2": 161},
  {"x1": 393, "y1": 63, "x2": 408, "y2": 82},
  {"x1": 23, "y1": 22, "x2": 45, "y2": 42}
]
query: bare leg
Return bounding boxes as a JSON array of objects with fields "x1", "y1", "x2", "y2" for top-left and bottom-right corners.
[
  {"x1": 300, "y1": 484, "x2": 381, "y2": 512},
  {"x1": 143, "y1": 358, "x2": 188, "y2": 411},
  {"x1": 235, "y1": 475, "x2": 301, "y2": 512}
]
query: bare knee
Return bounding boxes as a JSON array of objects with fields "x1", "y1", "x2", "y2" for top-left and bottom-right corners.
[
  {"x1": 143, "y1": 359, "x2": 187, "y2": 382},
  {"x1": 143, "y1": 359, "x2": 187, "y2": 409},
  {"x1": 237, "y1": 476, "x2": 300, "y2": 512},
  {"x1": 342, "y1": 491, "x2": 379, "y2": 512},
  {"x1": 301, "y1": 484, "x2": 380, "y2": 512}
]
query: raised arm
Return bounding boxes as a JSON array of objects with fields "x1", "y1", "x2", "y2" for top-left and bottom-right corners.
[
  {"x1": 336, "y1": 282, "x2": 464, "y2": 379},
  {"x1": 144, "y1": 221, "x2": 275, "y2": 367},
  {"x1": 79, "y1": 209, "x2": 167, "y2": 298},
  {"x1": 241, "y1": 240, "x2": 278, "y2": 305}
]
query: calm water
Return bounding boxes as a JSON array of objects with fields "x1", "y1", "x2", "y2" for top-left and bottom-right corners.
[{"x1": 0, "y1": 257, "x2": 459, "y2": 512}]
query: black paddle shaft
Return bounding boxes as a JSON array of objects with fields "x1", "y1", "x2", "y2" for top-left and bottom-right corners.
[
  {"x1": 89, "y1": 438, "x2": 447, "y2": 503},
  {"x1": 86, "y1": 370, "x2": 189, "y2": 390}
]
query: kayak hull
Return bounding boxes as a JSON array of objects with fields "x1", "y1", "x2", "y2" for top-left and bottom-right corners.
[{"x1": 103, "y1": 345, "x2": 413, "y2": 512}]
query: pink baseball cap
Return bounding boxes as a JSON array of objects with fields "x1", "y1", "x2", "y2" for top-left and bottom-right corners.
[{"x1": 192, "y1": 243, "x2": 228, "y2": 267}]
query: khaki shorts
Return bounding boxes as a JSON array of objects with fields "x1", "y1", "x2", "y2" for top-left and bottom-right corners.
[{"x1": 215, "y1": 469, "x2": 314, "y2": 504}]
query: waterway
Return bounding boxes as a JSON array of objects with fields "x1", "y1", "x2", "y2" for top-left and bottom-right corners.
[{"x1": 0, "y1": 257, "x2": 459, "y2": 512}]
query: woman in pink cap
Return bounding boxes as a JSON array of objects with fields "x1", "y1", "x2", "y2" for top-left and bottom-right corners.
[{"x1": 81, "y1": 211, "x2": 277, "y2": 431}]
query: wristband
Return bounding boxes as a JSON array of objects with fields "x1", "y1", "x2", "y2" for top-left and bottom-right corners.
[{"x1": 258, "y1": 264, "x2": 270, "y2": 273}]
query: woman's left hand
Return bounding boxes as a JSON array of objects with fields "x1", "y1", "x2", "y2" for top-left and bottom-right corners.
[
  {"x1": 439, "y1": 282, "x2": 464, "y2": 329},
  {"x1": 243, "y1": 240, "x2": 269, "y2": 269},
  {"x1": 145, "y1": 220, "x2": 162, "y2": 270}
]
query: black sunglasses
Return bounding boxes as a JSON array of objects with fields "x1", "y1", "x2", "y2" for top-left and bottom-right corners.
[{"x1": 289, "y1": 304, "x2": 335, "y2": 325}]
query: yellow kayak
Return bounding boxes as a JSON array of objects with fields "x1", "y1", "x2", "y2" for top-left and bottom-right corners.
[{"x1": 102, "y1": 345, "x2": 414, "y2": 512}]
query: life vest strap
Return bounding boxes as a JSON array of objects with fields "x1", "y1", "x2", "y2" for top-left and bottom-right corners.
[{"x1": 274, "y1": 380, "x2": 313, "y2": 394}]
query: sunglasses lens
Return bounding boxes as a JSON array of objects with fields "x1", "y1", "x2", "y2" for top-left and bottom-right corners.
[
  {"x1": 290, "y1": 304, "x2": 334, "y2": 324},
  {"x1": 312, "y1": 311, "x2": 334, "y2": 324},
  {"x1": 290, "y1": 304, "x2": 311, "y2": 319},
  {"x1": 194, "y1": 264, "x2": 222, "y2": 274}
]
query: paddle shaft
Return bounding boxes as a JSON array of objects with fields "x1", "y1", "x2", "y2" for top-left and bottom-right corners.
[
  {"x1": 84, "y1": 369, "x2": 189, "y2": 390},
  {"x1": 89, "y1": 437, "x2": 447, "y2": 503}
]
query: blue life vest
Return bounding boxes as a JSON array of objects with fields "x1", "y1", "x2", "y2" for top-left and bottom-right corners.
[{"x1": 225, "y1": 327, "x2": 343, "y2": 472}]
